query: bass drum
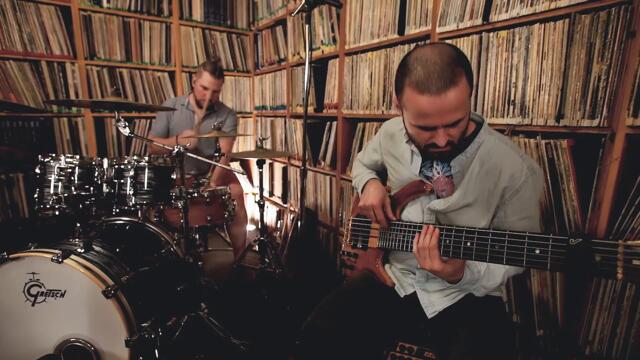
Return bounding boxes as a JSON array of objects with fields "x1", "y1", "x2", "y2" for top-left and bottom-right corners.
[{"x1": 0, "y1": 217, "x2": 200, "y2": 360}]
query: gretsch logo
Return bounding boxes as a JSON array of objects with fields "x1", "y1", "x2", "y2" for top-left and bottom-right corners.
[{"x1": 23, "y1": 272, "x2": 67, "y2": 307}]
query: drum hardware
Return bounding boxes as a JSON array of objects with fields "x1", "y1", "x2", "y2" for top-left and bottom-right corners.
[
  {"x1": 0, "y1": 252, "x2": 8, "y2": 264},
  {"x1": 19, "y1": 98, "x2": 251, "y2": 358},
  {"x1": 114, "y1": 114, "x2": 251, "y2": 356},
  {"x1": 232, "y1": 139, "x2": 291, "y2": 274},
  {"x1": 34, "y1": 154, "x2": 104, "y2": 218},
  {"x1": 54, "y1": 338, "x2": 100, "y2": 360},
  {"x1": 51, "y1": 249, "x2": 73, "y2": 264},
  {"x1": 0, "y1": 217, "x2": 204, "y2": 359},
  {"x1": 170, "y1": 307, "x2": 250, "y2": 354},
  {"x1": 124, "y1": 320, "x2": 163, "y2": 356},
  {"x1": 115, "y1": 116, "x2": 243, "y2": 243}
]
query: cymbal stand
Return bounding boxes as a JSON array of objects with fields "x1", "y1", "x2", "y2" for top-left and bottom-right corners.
[{"x1": 233, "y1": 139, "x2": 283, "y2": 275}]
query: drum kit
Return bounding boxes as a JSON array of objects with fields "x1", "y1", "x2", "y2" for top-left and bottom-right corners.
[{"x1": 0, "y1": 98, "x2": 292, "y2": 359}]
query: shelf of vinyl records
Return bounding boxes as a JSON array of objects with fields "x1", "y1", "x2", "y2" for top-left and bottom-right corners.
[
  {"x1": 0, "y1": 0, "x2": 255, "y2": 159},
  {"x1": 250, "y1": 0, "x2": 640, "y2": 232},
  {"x1": 248, "y1": 2, "x2": 640, "y2": 357}
]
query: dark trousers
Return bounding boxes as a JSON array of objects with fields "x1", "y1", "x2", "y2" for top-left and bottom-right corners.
[{"x1": 295, "y1": 272, "x2": 515, "y2": 360}]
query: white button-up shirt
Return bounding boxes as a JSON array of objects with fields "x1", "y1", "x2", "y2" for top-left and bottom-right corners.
[{"x1": 352, "y1": 114, "x2": 543, "y2": 318}]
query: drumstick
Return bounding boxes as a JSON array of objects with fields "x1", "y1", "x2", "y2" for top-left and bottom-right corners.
[{"x1": 192, "y1": 90, "x2": 212, "y2": 133}]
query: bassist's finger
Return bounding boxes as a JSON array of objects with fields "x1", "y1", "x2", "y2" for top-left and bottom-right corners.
[
  {"x1": 384, "y1": 197, "x2": 397, "y2": 221},
  {"x1": 373, "y1": 206, "x2": 389, "y2": 228}
]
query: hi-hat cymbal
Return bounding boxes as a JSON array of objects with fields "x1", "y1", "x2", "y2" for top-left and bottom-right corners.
[
  {"x1": 0, "y1": 99, "x2": 46, "y2": 113},
  {"x1": 45, "y1": 98, "x2": 176, "y2": 112},
  {"x1": 231, "y1": 147, "x2": 292, "y2": 159},
  {"x1": 183, "y1": 130, "x2": 252, "y2": 139}
]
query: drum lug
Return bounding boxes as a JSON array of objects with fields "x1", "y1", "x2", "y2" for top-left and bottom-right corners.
[
  {"x1": 102, "y1": 283, "x2": 120, "y2": 299},
  {"x1": 125, "y1": 321, "x2": 160, "y2": 351},
  {"x1": 102, "y1": 272, "x2": 135, "y2": 298},
  {"x1": 51, "y1": 250, "x2": 72, "y2": 264},
  {"x1": 0, "y1": 252, "x2": 9, "y2": 264}
]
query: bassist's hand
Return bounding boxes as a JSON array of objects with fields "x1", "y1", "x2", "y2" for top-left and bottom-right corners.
[
  {"x1": 357, "y1": 179, "x2": 396, "y2": 228},
  {"x1": 413, "y1": 225, "x2": 465, "y2": 284}
]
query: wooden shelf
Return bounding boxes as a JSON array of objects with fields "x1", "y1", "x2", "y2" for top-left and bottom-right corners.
[
  {"x1": 178, "y1": 20, "x2": 251, "y2": 35},
  {"x1": 255, "y1": 62, "x2": 288, "y2": 75},
  {"x1": 437, "y1": 0, "x2": 629, "y2": 40},
  {"x1": 344, "y1": 29, "x2": 431, "y2": 56},
  {"x1": 181, "y1": 67, "x2": 253, "y2": 77},
  {"x1": 0, "y1": 112, "x2": 83, "y2": 118},
  {"x1": 289, "y1": 49, "x2": 340, "y2": 66},
  {"x1": 255, "y1": 111, "x2": 287, "y2": 117},
  {"x1": 627, "y1": 126, "x2": 640, "y2": 134},
  {"x1": 225, "y1": 71, "x2": 253, "y2": 77},
  {"x1": 489, "y1": 124, "x2": 611, "y2": 134},
  {"x1": 84, "y1": 60, "x2": 174, "y2": 71},
  {"x1": 288, "y1": 160, "x2": 336, "y2": 177},
  {"x1": 289, "y1": 112, "x2": 338, "y2": 118},
  {"x1": 25, "y1": 0, "x2": 71, "y2": 6},
  {"x1": 78, "y1": 5, "x2": 171, "y2": 23},
  {"x1": 254, "y1": 13, "x2": 288, "y2": 32},
  {"x1": 0, "y1": 51, "x2": 75, "y2": 62},
  {"x1": 265, "y1": 195, "x2": 287, "y2": 209},
  {"x1": 342, "y1": 113, "x2": 398, "y2": 119},
  {"x1": 270, "y1": 158, "x2": 288, "y2": 165},
  {"x1": 90, "y1": 112, "x2": 156, "y2": 118}
]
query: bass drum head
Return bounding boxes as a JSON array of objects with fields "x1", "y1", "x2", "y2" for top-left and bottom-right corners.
[{"x1": 0, "y1": 251, "x2": 134, "y2": 360}]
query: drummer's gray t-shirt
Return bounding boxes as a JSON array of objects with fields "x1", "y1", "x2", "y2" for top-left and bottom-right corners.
[{"x1": 150, "y1": 95, "x2": 237, "y2": 175}]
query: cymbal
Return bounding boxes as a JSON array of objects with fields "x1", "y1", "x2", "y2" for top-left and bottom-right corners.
[
  {"x1": 0, "y1": 99, "x2": 46, "y2": 113},
  {"x1": 231, "y1": 147, "x2": 292, "y2": 159},
  {"x1": 45, "y1": 98, "x2": 176, "y2": 112},
  {"x1": 183, "y1": 130, "x2": 251, "y2": 139}
]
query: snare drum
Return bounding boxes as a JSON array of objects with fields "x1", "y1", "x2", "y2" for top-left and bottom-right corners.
[
  {"x1": 34, "y1": 154, "x2": 103, "y2": 216},
  {"x1": 104, "y1": 156, "x2": 174, "y2": 212},
  {"x1": 0, "y1": 217, "x2": 199, "y2": 360}
]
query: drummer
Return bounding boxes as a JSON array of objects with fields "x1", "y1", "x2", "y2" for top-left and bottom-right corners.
[{"x1": 148, "y1": 57, "x2": 248, "y2": 261}]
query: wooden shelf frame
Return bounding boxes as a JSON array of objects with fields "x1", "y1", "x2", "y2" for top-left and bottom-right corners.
[
  {"x1": 2, "y1": 0, "x2": 637, "y2": 243},
  {"x1": 1, "y1": 0, "x2": 254, "y2": 158},
  {"x1": 246, "y1": 0, "x2": 640, "y2": 243}
]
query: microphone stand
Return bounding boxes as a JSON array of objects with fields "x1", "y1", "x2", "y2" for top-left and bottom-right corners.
[{"x1": 290, "y1": 0, "x2": 342, "y2": 225}]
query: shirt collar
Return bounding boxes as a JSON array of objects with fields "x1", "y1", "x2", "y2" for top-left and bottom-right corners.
[
  {"x1": 400, "y1": 113, "x2": 488, "y2": 175},
  {"x1": 450, "y1": 113, "x2": 488, "y2": 175}
]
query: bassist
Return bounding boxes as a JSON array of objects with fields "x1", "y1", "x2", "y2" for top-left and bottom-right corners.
[{"x1": 296, "y1": 43, "x2": 544, "y2": 360}]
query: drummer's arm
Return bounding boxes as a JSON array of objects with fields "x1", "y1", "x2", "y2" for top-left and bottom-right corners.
[
  {"x1": 147, "y1": 135, "x2": 174, "y2": 155},
  {"x1": 148, "y1": 105, "x2": 174, "y2": 155},
  {"x1": 148, "y1": 106, "x2": 198, "y2": 154},
  {"x1": 209, "y1": 136, "x2": 235, "y2": 186}
]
